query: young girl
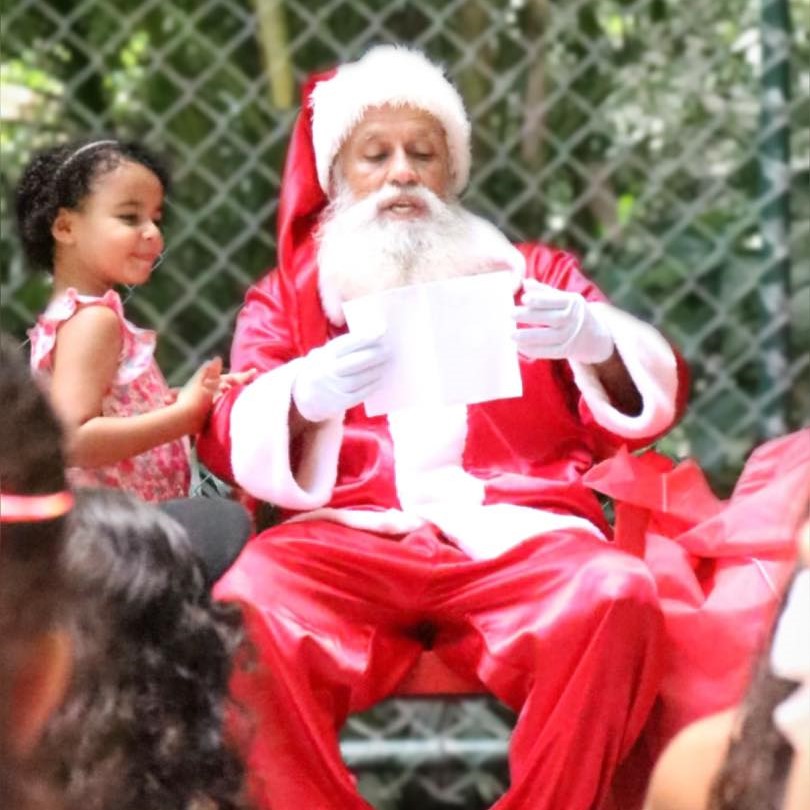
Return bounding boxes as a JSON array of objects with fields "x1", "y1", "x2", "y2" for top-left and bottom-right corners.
[{"x1": 16, "y1": 138, "x2": 253, "y2": 581}]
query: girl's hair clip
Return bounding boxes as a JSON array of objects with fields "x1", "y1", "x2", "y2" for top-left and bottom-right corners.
[{"x1": 0, "y1": 491, "x2": 75, "y2": 523}]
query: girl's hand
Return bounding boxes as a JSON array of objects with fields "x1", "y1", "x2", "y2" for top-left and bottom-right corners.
[
  {"x1": 176, "y1": 357, "x2": 223, "y2": 433},
  {"x1": 214, "y1": 368, "x2": 259, "y2": 401}
]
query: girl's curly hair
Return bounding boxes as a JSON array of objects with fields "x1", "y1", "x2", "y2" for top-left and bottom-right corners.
[
  {"x1": 39, "y1": 488, "x2": 251, "y2": 810},
  {"x1": 14, "y1": 138, "x2": 170, "y2": 272}
]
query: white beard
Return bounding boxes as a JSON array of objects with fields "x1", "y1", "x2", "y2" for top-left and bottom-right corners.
[{"x1": 316, "y1": 183, "x2": 525, "y2": 325}]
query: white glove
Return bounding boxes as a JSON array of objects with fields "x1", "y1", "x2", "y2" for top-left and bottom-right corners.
[
  {"x1": 292, "y1": 332, "x2": 389, "y2": 423},
  {"x1": 513, "y1": 279, "x2": 614, "y2": 364}
]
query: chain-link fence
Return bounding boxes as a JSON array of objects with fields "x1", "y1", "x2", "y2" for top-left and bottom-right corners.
[{"x1": 2, "y1": 0, "x2": 808, "y2": 806}]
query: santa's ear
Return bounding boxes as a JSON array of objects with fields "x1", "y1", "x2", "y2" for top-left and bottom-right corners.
[{"x1": 51, "y1": 208, "x2": 79, "y2": 246}]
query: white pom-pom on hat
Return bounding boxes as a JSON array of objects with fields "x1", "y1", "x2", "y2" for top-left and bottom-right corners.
[{"x1": 310, "y1": 45, "x2": 471, "y2": 196}]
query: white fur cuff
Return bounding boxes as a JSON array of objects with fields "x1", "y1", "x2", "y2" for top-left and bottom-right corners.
[
  {"x1": 570, "y1": 303, "x2": 678, "y2": 439},
  {"x1": 229, "y1": 360, "x2": 343, "y2": 509}
]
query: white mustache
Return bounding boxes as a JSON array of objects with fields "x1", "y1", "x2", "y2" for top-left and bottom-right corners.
[
  {"x1": 324, "y1": 183, "x2": 445, "y2": 230},
  {"x1": 372, "y1": 184, "x2": 437, "y2": 208}
]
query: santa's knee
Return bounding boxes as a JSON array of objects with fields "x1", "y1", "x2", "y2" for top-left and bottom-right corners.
[{"x1": 576, "y1": 544, "x2": 659, "y2": 616}]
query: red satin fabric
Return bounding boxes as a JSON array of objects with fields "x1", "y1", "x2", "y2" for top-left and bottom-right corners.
[
  {"x1": 217, "y1": 521, "x2": 664, "y2": 810},
  {"x1": 198, "y1": 240, "x2": 689, "y2": 530},
  {"x1": 585, "y1": 428, "x2": 809, "y2": 807}
]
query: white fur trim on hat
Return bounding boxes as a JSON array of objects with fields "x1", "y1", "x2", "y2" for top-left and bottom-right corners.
[{"x1": 310, "y1": 45, "x2": 471, "y2": 195}]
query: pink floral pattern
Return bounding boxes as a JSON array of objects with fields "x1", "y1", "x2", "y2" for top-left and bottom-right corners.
[{"x1": 29, "y1": 288, "x2": 190, "y2": 502}]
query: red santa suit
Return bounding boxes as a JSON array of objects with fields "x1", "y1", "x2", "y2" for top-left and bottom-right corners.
[{"x1": 199, "y1": 49, "x2": 689, "y2": 810}]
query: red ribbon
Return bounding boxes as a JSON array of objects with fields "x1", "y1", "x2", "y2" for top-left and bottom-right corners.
[{"x1": 0, "y1": 491, "x2": 74, "y2": 523}]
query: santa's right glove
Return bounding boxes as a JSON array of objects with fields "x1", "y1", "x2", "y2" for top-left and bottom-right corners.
[{"x1": 292, "y1": 331, "x2": 389, "y2": 423}]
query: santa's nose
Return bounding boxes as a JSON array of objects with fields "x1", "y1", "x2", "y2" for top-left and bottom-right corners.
[{"x1": 387, "y1": 149, "x2": 419, "y2": 186}]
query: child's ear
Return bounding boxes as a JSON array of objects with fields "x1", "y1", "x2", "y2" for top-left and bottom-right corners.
[
  {"x1": 51, "y1": 208, "x2": 78, "y2": 246},
  {"x1": 8, "y1": 630, "x2": 72, "y2": 756}
]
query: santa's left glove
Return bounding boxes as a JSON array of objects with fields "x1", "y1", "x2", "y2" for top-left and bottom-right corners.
[
  {"x1": 292, "y1": 332, "x2": 389, "y2": 423},
  {"x1": 513, "y1": 279, "x2": 614, "y2": 364}
]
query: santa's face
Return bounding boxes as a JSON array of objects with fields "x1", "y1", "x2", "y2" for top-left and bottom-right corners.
[
  {"x1": 317, "y1": 104, "x2": 523, "y2": 326},
  {"x1": 334, "y1": 104, "x2": 451, "y2": 215}
]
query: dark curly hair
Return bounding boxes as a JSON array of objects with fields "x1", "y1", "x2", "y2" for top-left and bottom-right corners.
[
  {"x1": 0, "y1": 333, "x2": 71, "y2": 809},
  {"x1": 39, "y1": 488, "x2": 252, "y2": 810},
  {"x1": 14, "y1": 138, "x2": 171, "y2": 272}
]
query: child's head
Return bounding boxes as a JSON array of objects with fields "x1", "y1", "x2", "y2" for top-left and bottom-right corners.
[
  {"x1": 15, "y1": 138, "x2": 170, "y2": 278},
  {"x1": 39, "y1": 488, "x2": 250, "y2": 810},
  {"x1": 0, "y1": 333, "x2": 73, "y2": 807}
]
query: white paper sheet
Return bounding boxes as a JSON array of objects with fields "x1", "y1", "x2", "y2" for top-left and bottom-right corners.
[{"x1": 342, "y1": 271, "x2": 523, "y2": 416}]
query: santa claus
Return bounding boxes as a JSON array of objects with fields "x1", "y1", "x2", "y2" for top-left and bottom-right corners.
[{"x1": 199, "y1": 44, "x2": 690, "y2": 810}]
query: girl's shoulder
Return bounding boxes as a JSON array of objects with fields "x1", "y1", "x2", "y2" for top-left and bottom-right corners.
[
  {"x1": 29, "y1": 287, "x2": 158, "y2": 385},
  {"x1": 41, "y1": 287, "x2": 126, "y2": 323}
]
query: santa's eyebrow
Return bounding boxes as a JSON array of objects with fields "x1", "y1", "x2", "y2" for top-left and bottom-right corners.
[{"x1": 356, "y1": 130, "x2": 387, "y2": 144}]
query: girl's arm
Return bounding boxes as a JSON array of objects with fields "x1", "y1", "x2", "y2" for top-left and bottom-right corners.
[{"x1": 49, "y1": 306, "x2": 216, "y2": 468}]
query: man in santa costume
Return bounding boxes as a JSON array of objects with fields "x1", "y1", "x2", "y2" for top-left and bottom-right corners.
[{"x1": 199, "y1": 44, "x2": 690, "y2": 810}]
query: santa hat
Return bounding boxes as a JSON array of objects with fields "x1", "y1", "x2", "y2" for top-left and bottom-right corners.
[{"x1": 310, "y1": 45, "x2": 471, "y2": 196}]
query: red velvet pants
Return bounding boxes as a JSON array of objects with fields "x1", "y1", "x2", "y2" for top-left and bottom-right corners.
[{"x1": 215, "y1": 520, "x2": 663, "y2": 810}]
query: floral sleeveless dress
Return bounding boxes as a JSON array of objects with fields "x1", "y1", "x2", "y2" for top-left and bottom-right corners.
[{"x1": 29, "y1": 288, "x2": 190, "y2": 502}]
